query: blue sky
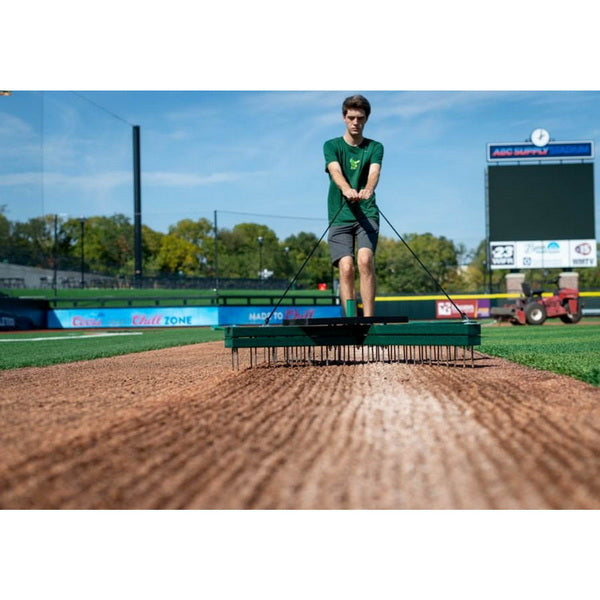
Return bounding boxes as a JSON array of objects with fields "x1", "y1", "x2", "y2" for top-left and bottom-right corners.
[{"x1": 1, "y1": 90, "x2": 599, "y2": 256}]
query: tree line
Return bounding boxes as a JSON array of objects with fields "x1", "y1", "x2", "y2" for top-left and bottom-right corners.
[{"x1": 1, "y1": 210, "x2": 599, "y2": 292}]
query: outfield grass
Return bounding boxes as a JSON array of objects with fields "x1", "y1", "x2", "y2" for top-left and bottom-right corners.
[
  {"x1": 480, "y1": 320, "x2": 600, "y2": 387},
  {"x1": 0, "y1": 328, "x2": 223, "y2": 370}
]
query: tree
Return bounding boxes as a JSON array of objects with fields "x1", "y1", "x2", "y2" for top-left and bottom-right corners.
[
  {"x1": 167, "y1": 218, "x2": 214, "y2": 276},
  {"x1": 8, "y1": 215, "x2": 59, "y2": 268},
  {"x1": 376, "y1": 233, "x2": 461, "y2": 294},
  {"x1": 141, "y1": 225, "x2": 165, "y2": 276},
  {"x1": 0, "y1": 207, "x2": 10, "y2": 262},
  {"x1": 218, "y1": 223, "x2": 279, "y2": 279},
  {"x1": 82, "y1": 214, "x2": 134, "y2": 275},
  {"x1": 461, "y1": 239, "x2": 490, "y2": 292},
  {"x1": 577, "y1": 242, "x2": 600, "y2": 289},
  {"x1": 282, "y1": 232, "x2": 331, "y2": 288},
  {"x1": 156, "y1": 234, "x2": 202, "y2": 275}
]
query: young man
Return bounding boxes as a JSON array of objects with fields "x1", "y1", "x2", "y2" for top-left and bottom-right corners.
[{"x1": 323, "y1": 94, "x2": 383, "y2": 317}]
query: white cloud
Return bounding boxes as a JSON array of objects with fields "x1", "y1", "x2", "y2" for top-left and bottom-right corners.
[
  {"x1": 144, "y1": 171, "x2": 259, "y2": 186},
  {"x1": 0, "y1": 112, "x2": 37, "y2": 138},
  {"x1": 0, "y1": 170, "x2": 131, "y2": 189},
  {"x1": 0, "y1": 169, "x2": 263, "y2": 190},
  {"x1": 376, "y1": 91, "x2": 504, "y2": 121}
]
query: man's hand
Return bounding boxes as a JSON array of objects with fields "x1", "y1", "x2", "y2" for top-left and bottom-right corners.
[
  {"x1": 327, "y1": 161, "x2": 360, "y2": 201},
  {"x1": 358, "y1": 187, "x2": 374, "y2": 200},
  {"x1": 358, "y1": 164, "x2": 381, "y2": 201},
  {"x1": 342, "y1": 187, "x2": 360, "y2": 201}
]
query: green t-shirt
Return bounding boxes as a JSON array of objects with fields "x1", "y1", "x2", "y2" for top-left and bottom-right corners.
[{"x1": 323, "y1": 136, "x2": 384, "y2": 226}]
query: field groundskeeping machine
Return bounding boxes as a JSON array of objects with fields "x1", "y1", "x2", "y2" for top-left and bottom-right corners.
[
  {"x1": 224, "y1": 207, "x2": 481, "y2": 369},
  {"x1": 490, "y1": 280, "x2": 583, "y2": 326}
]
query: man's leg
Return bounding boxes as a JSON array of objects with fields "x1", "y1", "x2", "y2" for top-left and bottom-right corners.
[
  {"x1": 337, "y1": 255, "x2": 355, "y2": 315},
  {"x1": 357, "y1": 247, "x2": 375, "y2": 317},
  {"x1": 328, "y1": 224, "x2": 356, "y2": 316}
]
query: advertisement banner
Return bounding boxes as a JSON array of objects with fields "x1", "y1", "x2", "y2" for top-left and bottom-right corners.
[
  {"x1": 489, "y1": 239, "x2": 597, "y2": 269},
  {"x1": 436, "y1": 299, "x2": 491, "y2": 319},
  {"x1": 516, "y1": 240, "x2": 570, "y2": 269},
  {"x1": 49, "y1": 307, "x2": 219, "y2": 329},
  {"x1": 48, "y1": 305, "x2": 343, "y2": 328},
  {"x1": 487, "y1": 141, "x2": 594, "y2": 162},
  {"x1": 489, "y1": 241, "x2": 516, "y2": 268},
  {"x1": 218, "y1": 305, "x2": 342, "y2": 325},
  {"x1": 569, "y1": 239, "x2": 598, "y2": 267}
]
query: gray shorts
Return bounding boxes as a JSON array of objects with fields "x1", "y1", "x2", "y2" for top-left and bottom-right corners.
[{"x1": 328, "y1": 219, "x2": 379, "y2": 266}]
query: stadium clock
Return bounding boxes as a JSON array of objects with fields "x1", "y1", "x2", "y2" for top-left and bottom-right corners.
[{"x1": 530, "y1": 128, "x2": 550, "y2": 147}]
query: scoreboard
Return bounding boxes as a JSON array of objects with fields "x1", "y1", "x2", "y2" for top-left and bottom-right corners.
[{"x1": 486, "y1": 137, "x2": 596, "y2": 270}]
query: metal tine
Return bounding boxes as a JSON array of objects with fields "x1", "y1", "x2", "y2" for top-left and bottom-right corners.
[{"x1": 240, "y1": 340, "x2": 476, "y2": 370}]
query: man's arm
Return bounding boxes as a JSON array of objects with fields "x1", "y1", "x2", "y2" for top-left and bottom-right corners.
[
  {"x1": 358, "y1": 163, "x2": 381, "y2": 200},
  {"x1": 326, "y1": 161, "x2": 359, "y2": 201}
]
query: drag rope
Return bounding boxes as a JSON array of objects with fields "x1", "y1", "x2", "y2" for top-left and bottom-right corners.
[
  {"x1": 378, "y1": 208, "x2": 469, "y2": 321},
  {"x1": 265, "y1": 202, "x2": 470, "y2": 325},
  {"x1": 263, "y1": 202, "x2": 346, "y2": 325}
]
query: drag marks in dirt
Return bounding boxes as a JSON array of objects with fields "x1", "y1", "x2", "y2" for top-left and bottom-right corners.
[
  {"x1": 1, "y1": 342, "x2": 600, "y2": 508},
  {"x1": 423, "y1": 359, "x2": 600, "y2": 508}
]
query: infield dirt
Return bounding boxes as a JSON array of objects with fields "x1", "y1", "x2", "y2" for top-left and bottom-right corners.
[{"x1": 1, "y1": 341, "x2": 599, "y2": 509}]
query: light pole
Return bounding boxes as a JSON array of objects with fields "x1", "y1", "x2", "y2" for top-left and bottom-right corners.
[
  {"x1": 52, "y1": 213, "x2": 68, "y2": 296},
  {"x1": 257, "y1": 236, "x2": 264, "y2": 285},
  {"x1": 79, "y1": 217, "x2": 86, "y2": 288},
  {"x1": 284, "y1": 246, "x2": 291, "y2": 284},
  {"x1": 53, "y1": 214, "x2": 59, "y2": 296}
]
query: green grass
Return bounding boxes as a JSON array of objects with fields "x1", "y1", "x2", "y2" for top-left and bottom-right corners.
[
  {"x1": 0, "y1": 328, "x2": 224, "y2": 370},
  {"x1": 480, "y1": 320, "x2": 600, "y2": 386}
]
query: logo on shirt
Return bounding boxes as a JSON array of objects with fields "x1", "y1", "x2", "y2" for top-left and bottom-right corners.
[{"x1": 349, "y1": 158, "x2": 361, "y2": 170}]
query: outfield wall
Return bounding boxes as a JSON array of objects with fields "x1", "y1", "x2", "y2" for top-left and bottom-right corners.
[
  {"x1": 0, "y1": 298, "x2": 48, "y2": 329},
  {"x1": 48, "y1": 305, "x2": 343, "y2": 328},
  {"x1": 376, "y1": 291, "x2": 600, "y2": 319},
  {"x1": 4, "y1": 291, "x2": 600, "y2": 329}
]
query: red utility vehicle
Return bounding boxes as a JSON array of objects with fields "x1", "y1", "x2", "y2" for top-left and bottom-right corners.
[{"x1": 491, "y1": 279, "x2": 583, "y2": 325}]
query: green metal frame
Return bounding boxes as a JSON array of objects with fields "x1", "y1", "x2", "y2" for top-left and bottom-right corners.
[{"x1": 225, "y1": 320, "x2": 481, "y2": 349}]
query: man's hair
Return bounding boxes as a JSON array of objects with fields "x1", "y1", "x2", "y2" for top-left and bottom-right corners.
[{"x1": 342, "y1": 95, "x2": 371, "y2": 119}]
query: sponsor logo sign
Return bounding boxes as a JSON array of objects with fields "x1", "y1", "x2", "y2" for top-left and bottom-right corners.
[
  {"x1": 517, "y1": 240, "x2": 569, "y2": 269},
  {"x1": 49, "y1": 307, "x2": 218, "y2": 329},
  {"x1": 48, "y1": 305, "x2": 344, "y2": 328},
  {"x1": 490, "y1": 242, "x2": 516, "y2": 267},
  {"x1": 218, "y1": 305, "x2": 342, "y2": 325},
  {"x1": 570, "y1": 239, "x2": 598, "y2": 267},
  {"x1": 436, "y1": 299, "x2": 490, "y2": 319},
  {"x1": 487, "y1": 141, "x2": 594, "y2": 162},
  {"x1": 489, "y1": 239, "x2": 597, "y2": 269}
]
